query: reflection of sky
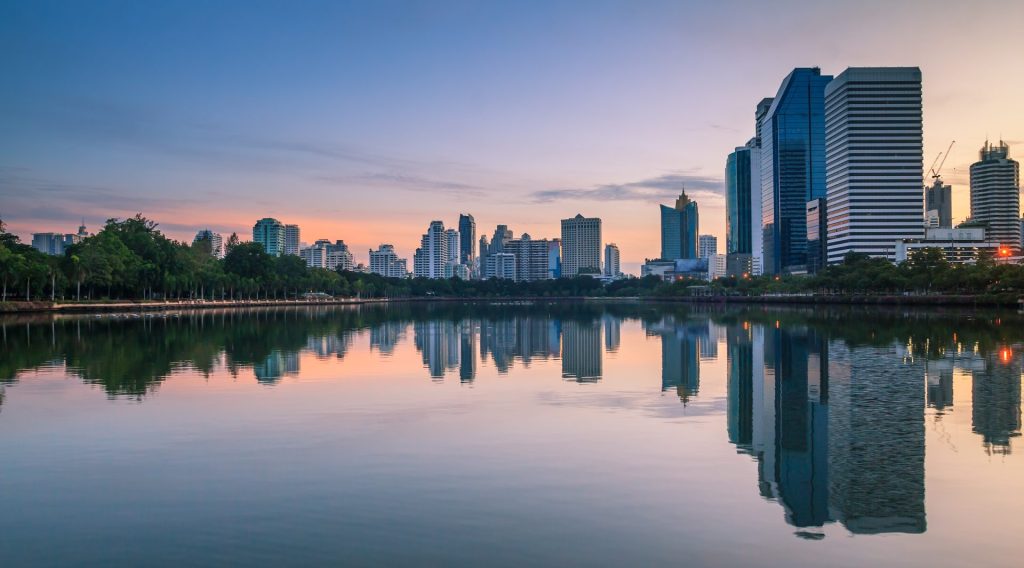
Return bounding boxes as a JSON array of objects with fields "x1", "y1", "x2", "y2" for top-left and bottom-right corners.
[
  {"x1": 3, "y1": 1, "x2": 1023, "y2": 273},
  {"x1": 1, "y1": 314, "x2": 1023, "y2": 565}
]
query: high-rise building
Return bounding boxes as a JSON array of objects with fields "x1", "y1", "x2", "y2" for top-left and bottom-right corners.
[
  {"x1": 806, "y1": 198, "x2": 827, "y2": 274},
  {"x1": 698, "y1": 235, "x2": 718, "y2": 259},
  {"x1": 759, "y1": 68, "x2": 832, "y2": 274},
  {"x1": 458, "y1": 214, "x2": 476, "y2": 274},
  {"x1": 192, "y1": 229, "x2": 224, "y2": 258},
  {"x1": 31, "y1": 232, "x2": 80, "y2": 256},
  {"x1": 300, "y1": 241, "x2": 328, "y2": 268},
  {"x1": 480, "y1": 224, "x2": 513, "y2": 279},
  {"x1": 490, "y1": 252, "x2": 517, "y2": 280},
  {"x1": 253, "y1": 218, "x2": 286, "y2": 256},
  {"x1": 326, "y1": 240, "x2": 353, "y2": 271},
  {"x1": 726, "y1": 140, "x2": 762, "y2": 275},
  {"x1": 548, "y1": 239, "x2": 562, "y2": 279},
  {"x1": 660, "y1": 189, "x2": 699, "y2": 260},
  {"x1": 369, "y1": 244, "x2": 408, "y2": 278},
  {"x1": 970, "y1": 141, "x2": 1021, "y2": 256},
  {"x1": 413, "y1": 221, "x2": 448, "y2": 278},
  {"x1": 284, "y1": 224, "x2": 300, "y2": 256},
  {"x1": 560, "y1": 214, "x2": 602, "y2": 277},
  {"x1": 825, "y1": 67, "x2": 924, "y2": 264},
  {"x1": 445, "y1": 228, "x2": 461, "y2": 264},
  {"x1": 505, "y1": 234, "x2": 557, "y2": 282},
  {"x1": 925, "y1": 178, "x2": 953, "y2": 228},
  {"x1": 603, "y1": 243, "x2": 621, "y2": 277}
]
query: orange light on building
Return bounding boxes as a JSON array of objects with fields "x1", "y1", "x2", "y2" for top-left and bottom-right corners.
[
  {"x1": 999, "y1": 347, "x2": 1012, "y2": 363},
  {"x1": 998, "y1": 246, "x2": 1012, "y2": 257}
]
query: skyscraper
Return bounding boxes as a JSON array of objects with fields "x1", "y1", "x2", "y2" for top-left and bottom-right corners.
[
  {"x1": 413, "y1": 221, "x2": 448, "y2": 278},
  {"x1": 726, "y1": 140, "x2": 762, "y2": 276},
  {"x1": 480, "y1": 224, "x2": 513, "y2": 279},
  {"x1": 504, "y1": 233, "x2": 557, "y2": 282},
  {"x1": 925, "y1": 179, "x2": 952, "y2": 228},
  {"x1": 660, "y1": 189, "x2": 699, "y2": 260},
  {"x1": 458, "y1": 214, "x2": 476, "y2": 274},
  {"x1": 759, "y1": 68, "x2": 832, "y2": 274},
  {"x1": 698, "y1": 235, "x2": 718, "y2": 259},
  {"x1": 369, "y1": 244, "x2": 408, "y2": 278},
  {"x1": 805, "y1": 198, "x2": 827, "y2": 274},
  {"x1": 253, "y1": 218, "x2": 286, "y2": 256},
  {"x1": 603, "y1": 243, "x2": 620, "y2": 277},
  {"x1": 560, "y1": 214, "x2": 602, "y2": 276},
  {"x1": 825, "y1": 67, "x2": 924, "y2": 264},
  {"x1": 970, "y1": 141, "x2": 1021, "y2": 255},
  {"x1": 192, "y1": 229, "x2": 224, "y2": 258},
  {"x1": 284, "y1": 224, "x2": 300, "y2": 256}
]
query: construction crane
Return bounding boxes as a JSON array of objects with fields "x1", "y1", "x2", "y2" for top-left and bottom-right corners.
[{"x1": 928, "y1": 140, "x2": 956, "y2": 180}]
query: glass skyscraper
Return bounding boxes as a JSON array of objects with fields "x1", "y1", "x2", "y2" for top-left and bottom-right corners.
[
  {"x1": 759, "y1": 68, "x2": 832, "y2": 274},
  {"x1": 726, "y1": 144, "x2": 755, "y2": 255},
  {"x1": 660, "y1": 189, "x2": 699, "y2": 260}
]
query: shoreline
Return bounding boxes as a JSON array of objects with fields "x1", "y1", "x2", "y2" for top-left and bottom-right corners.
[{"x1": 2, "y1": 293, "x2": 1021, "y2": 314}]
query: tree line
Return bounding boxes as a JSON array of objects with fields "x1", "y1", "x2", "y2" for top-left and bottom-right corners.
[{"x1": 3, "y1": 215, "x2": 1024, "y2": 303}]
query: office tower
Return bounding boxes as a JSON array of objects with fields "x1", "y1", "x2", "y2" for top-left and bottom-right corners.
[
  {"x1": 925, "y1": 179, "x2": 952, "y2": 228},
  {"x1": 458, "y1": 214, "x2": 476, "y2": 273},
  {"x1": 31, "y1": 232, "x2": 80, "y2": 255},
  {"x1": 726, "y1": 139, "x2": 762, "y2": 275},
  {"x1": 505, "y1": 234, "x2": 556, "y2": 282},
  {"x1": 560, "y1": 214, "x2": 602, "y2": 276},
  {"x1": 548, "y1": 239, "x2": 562, "y2": 278},
  {"x1": 413, "y1": 221, "x2": 449, "y2": 278},
  {"x1": 805, "y1": 198, "x2": 827, "y2": 273},
  {"x1": 698, "y1": 235, "x2": 718, "y2": 259},
  {"x1": 445, "y1": 228, "x2": 461, "y2": 264},
  {"x1": 192, "y1": 229, "x2": 224, "y2": 258},
  {"x1": 603, "y1": 243, "x2": 621, "y2": 277},
  {"x1": 369, "y1": 244, "x2": 408, "y2": 278},
  {"x1": 759, "y1": 68, "x2": 832, "y2": 274},
  {"x1": 825, "y1": 68, "x2": 924, "y2": 264},
  {"x1": 706, "y1": 253, "x2": 727, "y2": 281},
  {"x1": 490, "y1": 252, "x2": 516, "y2": 280},
  {"x1": 284, "y1": 224, "x2": 300, "y2": 256},
  {"x1": 660, "y1": 189, "x2": 699, "y2": 260},
  {"x1": 970, "y1": 141, "x2": 1021, "y2": 255},
  {"x1": 480, "y1": 224, "x2": 513, "y2": 279},
  {"x1": 253, "y1": 218, "x2": 286, "y2": 256}
]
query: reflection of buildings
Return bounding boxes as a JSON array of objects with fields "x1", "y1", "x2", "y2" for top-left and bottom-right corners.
[
  {"x1": 479, "y1": 318, "x2": 560, "y2": 374},
  {"x1": 459, "y1": 323, "x2": 477, "y2": 383},
  {"x1": 827, "y1": 341, "x2": 925, "y2": 534},
  {"x1": 414, "y1": 320, "x2": 462, "y2": 379},
  {"x1": 603, "y1": 316, "x2": 621, "y2": 353},
  {"x1": 925, "y1": 365, "x2": 954, "y2": 413},
  {"x1": 734, "y1": 323, "x2": 926, "y2": 536},
  {"x1": 562, "y1": 320, "x2": 602, "y2": 382},
  {"x1": 307, "y1": 333, "x2": 353, "y2": 360},
  {"x1": 647, "y1": 317, "x2": 708, "y2": 403},
  {"x1": 253, "y1": 350, "x2": 300, "y2": 384},
  {"x1": 370, "y1": 321, "x2": 406, "y2": 356},
  {"x1": 971, "y1": 353, "x2": 1022, "y2": 455}
]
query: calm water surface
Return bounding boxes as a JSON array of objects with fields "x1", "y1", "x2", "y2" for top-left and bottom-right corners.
[{"x1": 1, "y1": 303, "x2": 1022, "y2": 567}]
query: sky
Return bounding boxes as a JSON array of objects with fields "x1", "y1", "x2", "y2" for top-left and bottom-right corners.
[{"x1": 2, "y1": 0, "x2": 1023, "y2": 273}]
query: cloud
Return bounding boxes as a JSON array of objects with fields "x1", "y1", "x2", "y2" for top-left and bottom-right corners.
[
  {"x1": 530, "y1": 171, "x2": 724, "y2": 204},
  {"x1": 314, "y1": 172, "x2": 487, "y2": 197}
]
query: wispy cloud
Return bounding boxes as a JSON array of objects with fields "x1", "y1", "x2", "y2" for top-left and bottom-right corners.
[
  {"x1": 314, "y1": 172, "x2": 487, "y2": 197},
  {"x1": 530, "y1": 171, "x2": 723, "y2": 204}
]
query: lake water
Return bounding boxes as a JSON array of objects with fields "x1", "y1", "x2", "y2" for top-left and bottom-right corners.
[{"x1": 1, "y1": 302, "x2": 1022, "y2": 567}]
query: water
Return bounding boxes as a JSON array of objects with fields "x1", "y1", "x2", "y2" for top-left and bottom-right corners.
[{"x1": 1, "y1": 302, "x2": 1021, "y2": 567}]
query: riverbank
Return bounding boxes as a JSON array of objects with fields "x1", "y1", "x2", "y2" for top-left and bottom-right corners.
[{"x1": 2, "y1": 292, "x2": 1022, "y2": 314}]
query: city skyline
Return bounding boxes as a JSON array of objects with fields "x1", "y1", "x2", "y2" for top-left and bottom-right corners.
[{"x1": 3, "y1": 1, "x2": 1024, "y2": 273}]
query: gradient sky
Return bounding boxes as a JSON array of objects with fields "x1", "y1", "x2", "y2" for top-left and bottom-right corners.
[{"x1": 2, "y1": 0, "x2": 1022, "y2": 273}]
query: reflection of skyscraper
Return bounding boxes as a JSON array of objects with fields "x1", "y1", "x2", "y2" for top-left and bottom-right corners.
[
  {"x1": 370, "y1": 321, "x2": 405, "y2": 355},
  {"x1": 699, "y1": 324, "x2": 718, "y2": 361},
  {"x1": 828, "y1": 341, "x2": 926, "y2": 534},
  {"x1": 253, "y1": 350, "x2": 301, "y2": 384},
  {"x1": 478, "y1": 317, "x2": 561, "y2": 374},
  {"x1": 971, "y1": 353, "x2": 1022, "y2": 455},
  {"x1": 562, "y1": 320, "x2": 602, "y2": 382},
  {"x1": 654, "y1": 319, "x2": 704, "y2": 403},
  {"x1": 727, "y1": 325, "x2": 754, "y2": 453},
  {"x1": 414, "y1": 320, "x2": 460, "y2": 379},
  {"x1": 603, "y1": 316, "x2": 620, "y2": 353},
  {"x1": 925, "y1": 366, "x2": 954, "y2": 412},
  {"x1": 459, "y1": 322, "x2": 477, "y2": 383}
]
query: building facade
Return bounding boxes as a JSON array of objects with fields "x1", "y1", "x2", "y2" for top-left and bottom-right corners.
[
  {"x1": 604, "y1": 243, "x2": 621, "y2": 277},
  {"x1": 759, "y1": 68, "x2": 832, "y2": 274},
  {"x1": 253, "y1": 218, "x2": 286, "y2": 256},
  {"x1": 413, "y1": 221, "x2": 448, "y2": 278},
  {"x1": 458, "y1": 214, "x2": 476, "y2": 275},
  {"x1": 560, "y1": 214, "x2": 602, "y2": 276},
  {"x1": 969, "y1": 141, "x2": 1021, "y2": 255},
  {"x1": 284, "y1": 224, "x2": 300, "y2": 256},
  {"x1": 192, "y1": 229, "x2": 224, "y2": 258},
  {"x1": 825, "y1": 67, "x2": 925, "y2": 264},
  {"x1": 925, "y1": 179, "x2": 952, "y2": 228},
  {"x1": 504, "y1": 234, "x2": 556, "y2": 282},
  {"x1": 369, "y1": 244, "x2": 408, "y2": 278},
  {"x1": 895, "y1": 227, "x2": 998, "y2": 264},
  {"x1": 31, "y1": 232, "x2": 80, "y2": 256},
  {"x1": 726, "y1": 140, "x2": 762, "y2": 274},
  {"x1": 698, "y1": 235, "x2": 718, "y2": 259},
  {"x1": 661, "y1": 189, "x2": 699, "y2": 260},
  {"x1": 805, "y1": 198, "x2": 827, "y2": 274}
]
